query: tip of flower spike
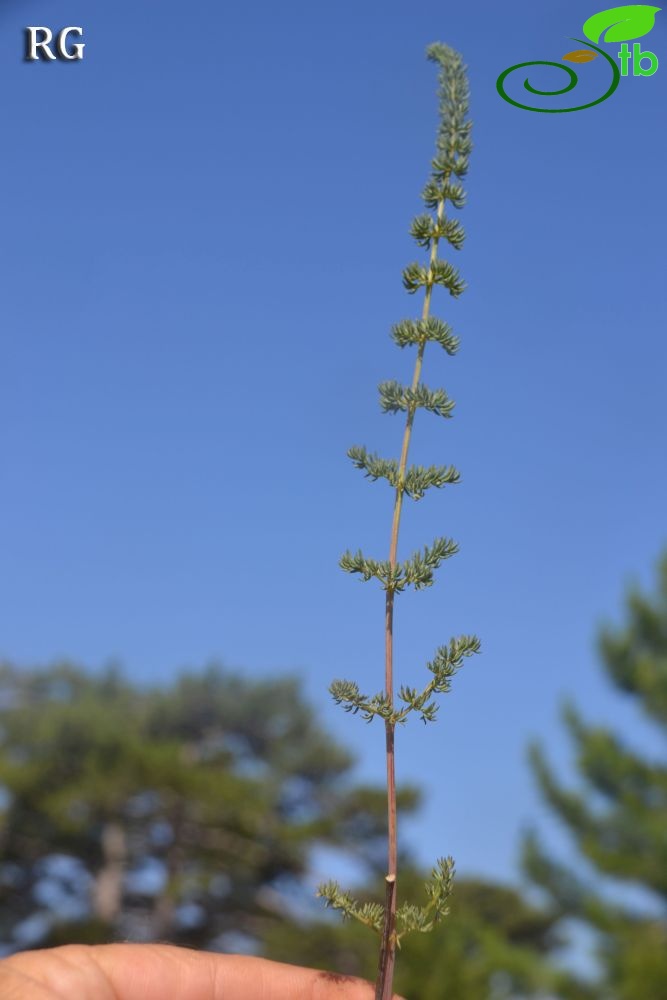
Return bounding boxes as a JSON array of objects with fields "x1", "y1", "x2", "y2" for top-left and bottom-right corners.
[{"x1": 426, "y1": 42, "x2": 463, "y2": 66}]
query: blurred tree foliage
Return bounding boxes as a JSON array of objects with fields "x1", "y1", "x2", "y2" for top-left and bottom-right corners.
[
  {"x1": 525, "y1": 554, "x2": 667, "y2": 999},
  {"x1": 0, "y1": 660, "x2": 595, "y2": 996},
  {"x1": 0, "y1": 662, "x2": 418, "y2": 952}
]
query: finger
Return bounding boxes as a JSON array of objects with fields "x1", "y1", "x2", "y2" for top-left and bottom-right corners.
[{"x1": 0, "y1": 943, "x2": 407, "y2": 1000}]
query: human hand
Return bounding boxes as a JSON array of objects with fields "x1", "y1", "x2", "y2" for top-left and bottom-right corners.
[{"x1": 0, "y1": 942, "x2": 406, "y2": 999}]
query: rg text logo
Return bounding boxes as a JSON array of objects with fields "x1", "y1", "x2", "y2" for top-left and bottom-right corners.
[{"x1": 25, "y1": 27, "x2": 85, "y2": 62}]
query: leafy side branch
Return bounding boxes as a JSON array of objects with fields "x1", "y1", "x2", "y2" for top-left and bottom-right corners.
[
  {"x1": 330, "y1": 635, "x2": 480, "y2": 726},
  {"x1": 317, "y1": 855, "x2": 456, "y2": 945},
  {"x1": 319, "y1": 43, "x2": 478, "y2": 1000}
]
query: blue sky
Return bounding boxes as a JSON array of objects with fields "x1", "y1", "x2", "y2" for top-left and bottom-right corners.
[{"x1": 1, "y1": 0, "x2": 666, "y2": 905}]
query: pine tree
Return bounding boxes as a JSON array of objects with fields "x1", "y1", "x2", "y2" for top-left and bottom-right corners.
[
  {"x1": 524, "y1": 553, "x2": 667, "y2": 999},
  {"x1": 0, "y1": 661, "x2": 419, "y2": 953}
]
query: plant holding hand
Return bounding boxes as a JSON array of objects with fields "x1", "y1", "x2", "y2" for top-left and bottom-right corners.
[
  {"x1": 0, "y1": 944, "x2": 407, "y2": 999},
  {"x1": 317, "y1": 43, "x2": 479, "y2": 1000}
]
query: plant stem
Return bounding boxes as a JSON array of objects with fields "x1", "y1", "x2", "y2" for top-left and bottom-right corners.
[{"x1": 375, "y1": 196, "x2": 445, "y2": 1000}]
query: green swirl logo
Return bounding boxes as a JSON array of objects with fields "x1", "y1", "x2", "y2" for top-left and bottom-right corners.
[{"x1": 497, "y1": 5, "x2": 661, "y2": 113}]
